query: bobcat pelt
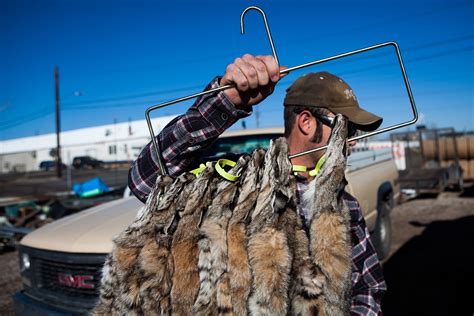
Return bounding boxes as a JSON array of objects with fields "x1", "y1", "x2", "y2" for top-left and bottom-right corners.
[
  {"x1": 93, "y1": 117, "x2": 352, "y2": 315},
  {"x1": 303, "y1": 114, "x2": 353, "y2": 315}
]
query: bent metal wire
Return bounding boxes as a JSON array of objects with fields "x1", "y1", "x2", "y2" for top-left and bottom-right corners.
[{"x1": 145, "y1": 6, "x2": 418, "y2": 176}]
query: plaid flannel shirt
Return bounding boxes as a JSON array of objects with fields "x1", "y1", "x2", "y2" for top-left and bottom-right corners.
[{"x1": 129, "y1": 77, "x2": 386, "y2": 315}]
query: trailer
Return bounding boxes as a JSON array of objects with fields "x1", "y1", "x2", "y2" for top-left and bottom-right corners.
[{"x1": 391, "y1": 127, "x2": 464, "y2": 196}]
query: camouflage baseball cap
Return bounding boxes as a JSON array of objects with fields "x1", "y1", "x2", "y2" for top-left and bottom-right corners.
[{"x1": 284, "y1": 72, "x2": 383, "y2": 131}]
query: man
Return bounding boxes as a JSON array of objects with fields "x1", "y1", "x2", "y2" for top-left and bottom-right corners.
[{"x1": 129, "y1": 54, "x2": 386, "y2": 315}]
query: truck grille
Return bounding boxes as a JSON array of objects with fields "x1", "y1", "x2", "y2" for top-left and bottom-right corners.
[
  {"x1": 36, "y1": 257, "x2": 103, "y2": 298},
  {"x1": 20, "y1": 246, "x2": 107, "y2": 313}
]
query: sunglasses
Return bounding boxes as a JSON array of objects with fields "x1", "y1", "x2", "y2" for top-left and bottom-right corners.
[{"x1": 316, "y1": 114, "x2": 358, "y2": 138}]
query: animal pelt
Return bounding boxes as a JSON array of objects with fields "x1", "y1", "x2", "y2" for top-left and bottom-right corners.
[
  {"x1": 93, "y1": 116, "x2": 352, "y2": 316},
  {"x1": 304, "y1": 114, "x2": 353, "y2": 315}
]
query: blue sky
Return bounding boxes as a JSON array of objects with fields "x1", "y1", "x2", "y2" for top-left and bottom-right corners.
[{"x1": 1, "y1": 0, "x2": 472, "y2": 141}]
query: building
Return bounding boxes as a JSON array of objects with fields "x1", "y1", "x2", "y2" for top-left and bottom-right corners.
[{"x1": 0, "y1": 116, "x2": 176, "y2": 173}]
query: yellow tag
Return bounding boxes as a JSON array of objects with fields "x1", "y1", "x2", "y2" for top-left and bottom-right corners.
[
  {"x1": 309, "y1": 155, "x2": 326, "y2": 177},
  {"x1": 292, "y1": 155, "x2": 326, "y2": 177},
  {"x1": 292, "y1": 165, "x2": 307, "y2": 175},
  {"x1": 215, "y1": 159, "x2": 240, "y2": 182},
  {"x1": 190, "y1": 163, "x2": 207, "y2": 176}
]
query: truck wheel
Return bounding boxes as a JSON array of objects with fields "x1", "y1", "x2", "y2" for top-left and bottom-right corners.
[{"x1": 371, "y1": 197, "x2": 392, "y2": 260}]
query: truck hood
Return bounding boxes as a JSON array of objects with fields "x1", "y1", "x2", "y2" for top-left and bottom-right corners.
[{"x1": 21, "y1": 197, "x2": 143, "y2": 254}]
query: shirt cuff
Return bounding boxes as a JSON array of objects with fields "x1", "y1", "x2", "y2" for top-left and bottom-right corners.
[{"x1": 196, "y1": 77, "x2": 252, "y2": 133}]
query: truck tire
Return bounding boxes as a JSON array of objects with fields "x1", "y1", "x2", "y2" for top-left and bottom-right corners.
[{"x1": 371, "y1": 195, "x2": 393, "y2": 260}]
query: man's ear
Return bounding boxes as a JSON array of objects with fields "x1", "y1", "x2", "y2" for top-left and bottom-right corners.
[{"x1": 297, "y1": 110, "x2": 316, "y2": 136}]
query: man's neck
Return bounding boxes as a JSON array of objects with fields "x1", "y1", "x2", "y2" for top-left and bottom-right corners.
[
  {"x1": 287, "y1": 137, "x2": 322, "y2": 168},
  {"x1": 287, "y1": 137, "x2": 324, "y2": 181}
]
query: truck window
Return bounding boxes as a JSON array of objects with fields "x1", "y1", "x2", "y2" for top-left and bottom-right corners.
[{"x1": 202, "y1": 133, "x2": 281, "y2": 157}]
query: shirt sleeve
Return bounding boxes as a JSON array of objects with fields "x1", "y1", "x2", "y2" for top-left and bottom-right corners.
[
  {"x1": 128, "y1": 77, "x2": 252, "y2": 202},
  {"x1": 344, "y1": 194, "x2": 387, "y2": 315}
]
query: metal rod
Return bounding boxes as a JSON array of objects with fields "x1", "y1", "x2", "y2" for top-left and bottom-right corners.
[
  {"x1": 240, "y1": 6, "x2": 279, "y2": 66},
  {"x1": 288, "y1": 42, "x2": 418, "y2": 159},
  {"x1": 147, "y1": 5, "x2": 280, "y2": 175},
  {"x1": 146, "y1": 8, "x2": 418, "y2": 175}
]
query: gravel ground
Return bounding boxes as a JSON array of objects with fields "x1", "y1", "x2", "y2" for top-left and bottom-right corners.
[
  {"x1": 1, "y1": 186, "x2": 473, "y2": 315},
  {"x1": 0, "y1": 251, "x2": 22, "y2": 315},
  {"x1": 382, "y1": 186, "x2": 474, "y2": 315}
]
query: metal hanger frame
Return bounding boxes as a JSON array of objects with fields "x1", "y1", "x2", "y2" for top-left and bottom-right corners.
[{"x1": 145, "y1": 6, "x2": 418, "y2": 175}]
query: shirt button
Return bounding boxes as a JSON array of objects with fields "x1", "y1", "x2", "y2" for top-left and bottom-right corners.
[
  {"x1": 189, "y1": 138, "x2": 195, "y2": 144},
  {"x1": 221, "y1": 113, "x2": 228, "y2": 121}
]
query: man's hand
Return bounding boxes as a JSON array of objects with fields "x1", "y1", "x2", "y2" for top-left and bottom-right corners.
[{"x1": 220, "y1": 54, "x2": 284, "y2": 109}]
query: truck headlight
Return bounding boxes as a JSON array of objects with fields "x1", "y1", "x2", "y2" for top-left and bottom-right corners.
[
  {"x1": 21, "y1": 253, "x2": 30, "y2": 271},
  {"x1": 19, "y1": 251, "x2": 33, "y2": 287}
]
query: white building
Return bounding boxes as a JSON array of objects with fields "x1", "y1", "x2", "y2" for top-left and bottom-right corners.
[{"x1": 0, "y1": 116, "x2": 176, "y2": 173}]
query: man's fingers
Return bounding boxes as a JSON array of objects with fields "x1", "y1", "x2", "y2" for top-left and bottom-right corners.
[
  {"x1": 226, "y1": 63, "x2": 249, "y2": 91},
  {"x1": 243, "y1": 54, "x2": 270, "y2": 87},
  {"x1": 256, "y1": 55, "x2": 280, "y2": 82},
  {"x1": 235, "y1": 56, "x2": 259, "y2": 90}
]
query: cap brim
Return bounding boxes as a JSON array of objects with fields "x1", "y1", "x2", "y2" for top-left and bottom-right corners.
[{"x1": 336, "y1": 106, "x2": 383, "y2": 132}]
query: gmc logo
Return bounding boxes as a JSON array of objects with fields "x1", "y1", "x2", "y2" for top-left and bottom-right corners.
[{"x1": 58, "y1": 273, "x2": 94, "y2": 289}]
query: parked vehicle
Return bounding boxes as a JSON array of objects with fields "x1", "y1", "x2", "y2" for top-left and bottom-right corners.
[
  {"x1": 72, "y1": 156, "x2": 103, "y2": 169},
  {"x1": 14, "y1": 128, "x2": 400, "y2": 315},
  {"x1": 39, "y1": 160, "x2": 66, "y2": 171},
  {"x1": 391, "y1": 126, "x2": 464, "y2": 196}
]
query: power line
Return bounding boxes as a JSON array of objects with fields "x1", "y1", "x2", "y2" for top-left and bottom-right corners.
[
  {"x1": 0, "y1": 109, "x2": 54, "y2": 131},
  {"x1": 60, "y1": 34, "x2": 474, "y2": 109},
  {"x1": 61, "y1": 34, "x2": 474, "y2": 110},
  {"x1": 1, "y1": 38, "x2": 472, "y2": 130},
  {"x1": 66, "y1": 1, "x2": 472, "y2": 78},
  {"x1": 61, "y1": 83, "x2": 205, "y2": 107}
]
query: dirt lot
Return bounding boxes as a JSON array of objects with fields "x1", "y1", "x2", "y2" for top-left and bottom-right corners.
[
  {"x1": 1, "y1": 186, "x2": 473, "y2": 315},
  {"x1": 0, "y1": 168, "x2": 129, "y2": 198}
]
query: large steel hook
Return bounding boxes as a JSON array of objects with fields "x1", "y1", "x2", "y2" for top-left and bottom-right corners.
[
  {"x1": 144, "y1": 6, "x2": 418, "y2": 174},
  {"x1": 146, "y1": 6, "x2": 281, "y2": 175},
  {"x1": 240, "y1": 6, "x2": 279, "y2": 66}
]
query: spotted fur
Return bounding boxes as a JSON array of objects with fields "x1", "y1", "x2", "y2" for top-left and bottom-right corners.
[
  {"x1": 95, "y1": 126, "x2": 352, "y2": 315},
  {"x1": 246, "y1": 138, "x2": 294, "y2": 315},
  {"x1": 226, "y1": 149, "x2": 265, "y2": 315},
  {"x1": 193, "y1": 155, "x2": 250, "y2": 315},
  {"x1": 304, "y1": 114, "x2": 353, "y2": 315}
]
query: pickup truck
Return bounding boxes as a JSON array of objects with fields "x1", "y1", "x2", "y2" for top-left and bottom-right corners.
[{"x1": 13, "y1": 127, "x2": 399, "y2": 315}]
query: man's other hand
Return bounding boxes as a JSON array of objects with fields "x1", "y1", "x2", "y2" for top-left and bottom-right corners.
[{"x1": 220, "y1": 54, "x2": 285, "y2": 109}]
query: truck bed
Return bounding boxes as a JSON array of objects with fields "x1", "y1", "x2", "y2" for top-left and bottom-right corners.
[{"x1": 399, "y1": 168, "x2": 448, "y2": 193}]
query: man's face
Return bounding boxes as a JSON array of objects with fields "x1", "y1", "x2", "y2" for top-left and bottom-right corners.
[{"x1": 307, "y1": 111, "x2": 358, "y2": 162}]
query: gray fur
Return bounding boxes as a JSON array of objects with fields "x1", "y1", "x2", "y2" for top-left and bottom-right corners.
[
  {"x1": 193, "y1": 155, "x2": 250, "y2": 315},
  {"x1": 247, "y1": 138, "x2": 293, "y2": 315},
  {"x1": 305, "y1": 114, "x2": 353, "y2": 315},
  {"x1": 227, "y1": 149, "x2": 265, "y2": 315},
  {"x1": 95, "y1": 129, "x2": 353, "y2": 315}
]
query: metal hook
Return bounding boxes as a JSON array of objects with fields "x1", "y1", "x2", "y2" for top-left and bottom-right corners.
[
  {"x1": 145, "y1": 7, "x2": 418, "y2": 175},
  {"x1": 146, "y1": 6, "x2": 280, "y2": 176},
  {"x1": 240, "y1": 6, "x2": 279, "y2": 66}
]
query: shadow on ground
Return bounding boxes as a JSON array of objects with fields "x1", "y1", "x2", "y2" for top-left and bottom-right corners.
[
  {"x1": 460, "y1": 184, "x2": 474, "y2": 198},
  {"x1": 382, "y1": 215, "x2": 474, "y2": 315}
]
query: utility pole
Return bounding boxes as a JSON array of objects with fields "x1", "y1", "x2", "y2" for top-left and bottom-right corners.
[
  {"x1": 113, "y1": 118, "x2": 118, "y2": 187},
  {"x1": 55, "y1": 66, "x2": 62, "y2": 178}
]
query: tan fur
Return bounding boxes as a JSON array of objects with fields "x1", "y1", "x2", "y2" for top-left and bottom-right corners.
[
  {"x1": 93, "y1": 174, "x2": 193, "y2": 315},
  {"x1": 194, "y1": 156, "x2": 249, "y2": 315},
  {"x1": 95, "y1": 129, "x2": 353, "y2": 315},
  {"x1": 306, "y1": 114, "x2": 353, "y2": 315},
  {"x1": 226, "y1": 149, "x2": 265, "y2": 315},
  {"x1": 247, "y1": 138, "x2": 293, "y2": 315},
  {"x1": 288, "y1": 207, "x2": 325, "y2": 315},
  {"x1": 171, "y1": 167, "x2": 217, "y2": 314}
]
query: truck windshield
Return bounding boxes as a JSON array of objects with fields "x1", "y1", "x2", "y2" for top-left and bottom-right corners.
[{"x1": 202, "y1": 133, "x2": 281, "y2": 157}]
